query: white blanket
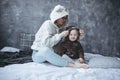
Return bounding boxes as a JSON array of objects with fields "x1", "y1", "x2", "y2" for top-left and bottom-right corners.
[{"x1": 0, "y1": 53, "x2": 120, "y2": 80}]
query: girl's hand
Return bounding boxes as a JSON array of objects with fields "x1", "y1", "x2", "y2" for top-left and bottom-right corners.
[{"x1": 79, "y1": 58, "x2": 84, "y2": 63}]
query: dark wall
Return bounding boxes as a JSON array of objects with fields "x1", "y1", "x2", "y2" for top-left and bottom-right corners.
[{"x1": 0, "y1": 0, "x2": 120, "y2": 57}]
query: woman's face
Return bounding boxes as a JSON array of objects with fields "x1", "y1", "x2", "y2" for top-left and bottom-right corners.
[
  {"x1": 55, "y1": 16, "x2": 68, "y2": 28},
  {"x1": 69, "y1": 30, "x2": 78, "y2": 41}
]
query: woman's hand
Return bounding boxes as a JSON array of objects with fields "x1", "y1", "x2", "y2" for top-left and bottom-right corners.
[{"x1": 61, "y1": 30, "x2": 69, "y2": 37}]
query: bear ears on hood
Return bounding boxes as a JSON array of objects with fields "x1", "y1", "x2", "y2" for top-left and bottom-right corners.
[{"x1": 50, "y1": 5, "x2": 69, "y2": 23}]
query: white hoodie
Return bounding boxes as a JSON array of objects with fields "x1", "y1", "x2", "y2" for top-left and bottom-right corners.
[{"x1": 31, "y1": 5, "x2": 69, "y2": 50}]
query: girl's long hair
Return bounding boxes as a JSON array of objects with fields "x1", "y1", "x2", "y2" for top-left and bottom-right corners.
[{"x1": 65, "y1": 26, "x2": 80, "y2": 41}]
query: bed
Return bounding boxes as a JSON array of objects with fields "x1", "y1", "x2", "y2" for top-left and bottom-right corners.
[{"x1": 0, "y1": 53, "x2": 120, "y2": 80}]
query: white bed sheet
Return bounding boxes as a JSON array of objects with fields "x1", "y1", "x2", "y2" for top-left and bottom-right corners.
[{"x1": 0, "y1": 53, "x2": 120, "y2": 80}]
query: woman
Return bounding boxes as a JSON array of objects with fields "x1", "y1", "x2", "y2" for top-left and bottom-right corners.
[{"x1": 31, "y1": 5, "x2": 88, "y2": 68}]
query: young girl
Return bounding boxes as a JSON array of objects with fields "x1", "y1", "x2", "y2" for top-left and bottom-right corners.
[{"x1": 53, "y1": 26, "x2": 87, "y2": 64}]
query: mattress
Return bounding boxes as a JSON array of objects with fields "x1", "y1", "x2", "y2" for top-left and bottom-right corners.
[{"x1": 0, "y1": 53, "x2": 120, "y2": 80}]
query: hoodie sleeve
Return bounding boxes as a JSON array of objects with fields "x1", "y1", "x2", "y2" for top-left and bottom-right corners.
[
  {"x1": 35, "y1": 21, "x2": 63, "y2": 48},
  {"x1": 44, "y1": 30, "x2": 63, "y2": 47},
  {"x1": 77, "y1": 42, "x2": 84, "y2": 59}
]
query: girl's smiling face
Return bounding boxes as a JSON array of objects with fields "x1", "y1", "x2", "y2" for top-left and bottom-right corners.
[{"x1": 69, "y1": 29, "x2": 78, "y2": 41}]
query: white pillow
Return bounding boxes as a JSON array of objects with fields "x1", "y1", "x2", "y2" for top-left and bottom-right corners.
[
  {"x1": 88, "y1": 56, "x2": 120, "y2": 68},
  {"x1": 0, "y1": 46, "x2": 20, "y2": 52},
  {"x1": 84, "y1": 53, "x2": 103, "y2": 60}
]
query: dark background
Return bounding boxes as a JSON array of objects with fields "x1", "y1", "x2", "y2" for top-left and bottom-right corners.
[{"x1": 0, "y1": 0, "x2": 120, "y2": 57}]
